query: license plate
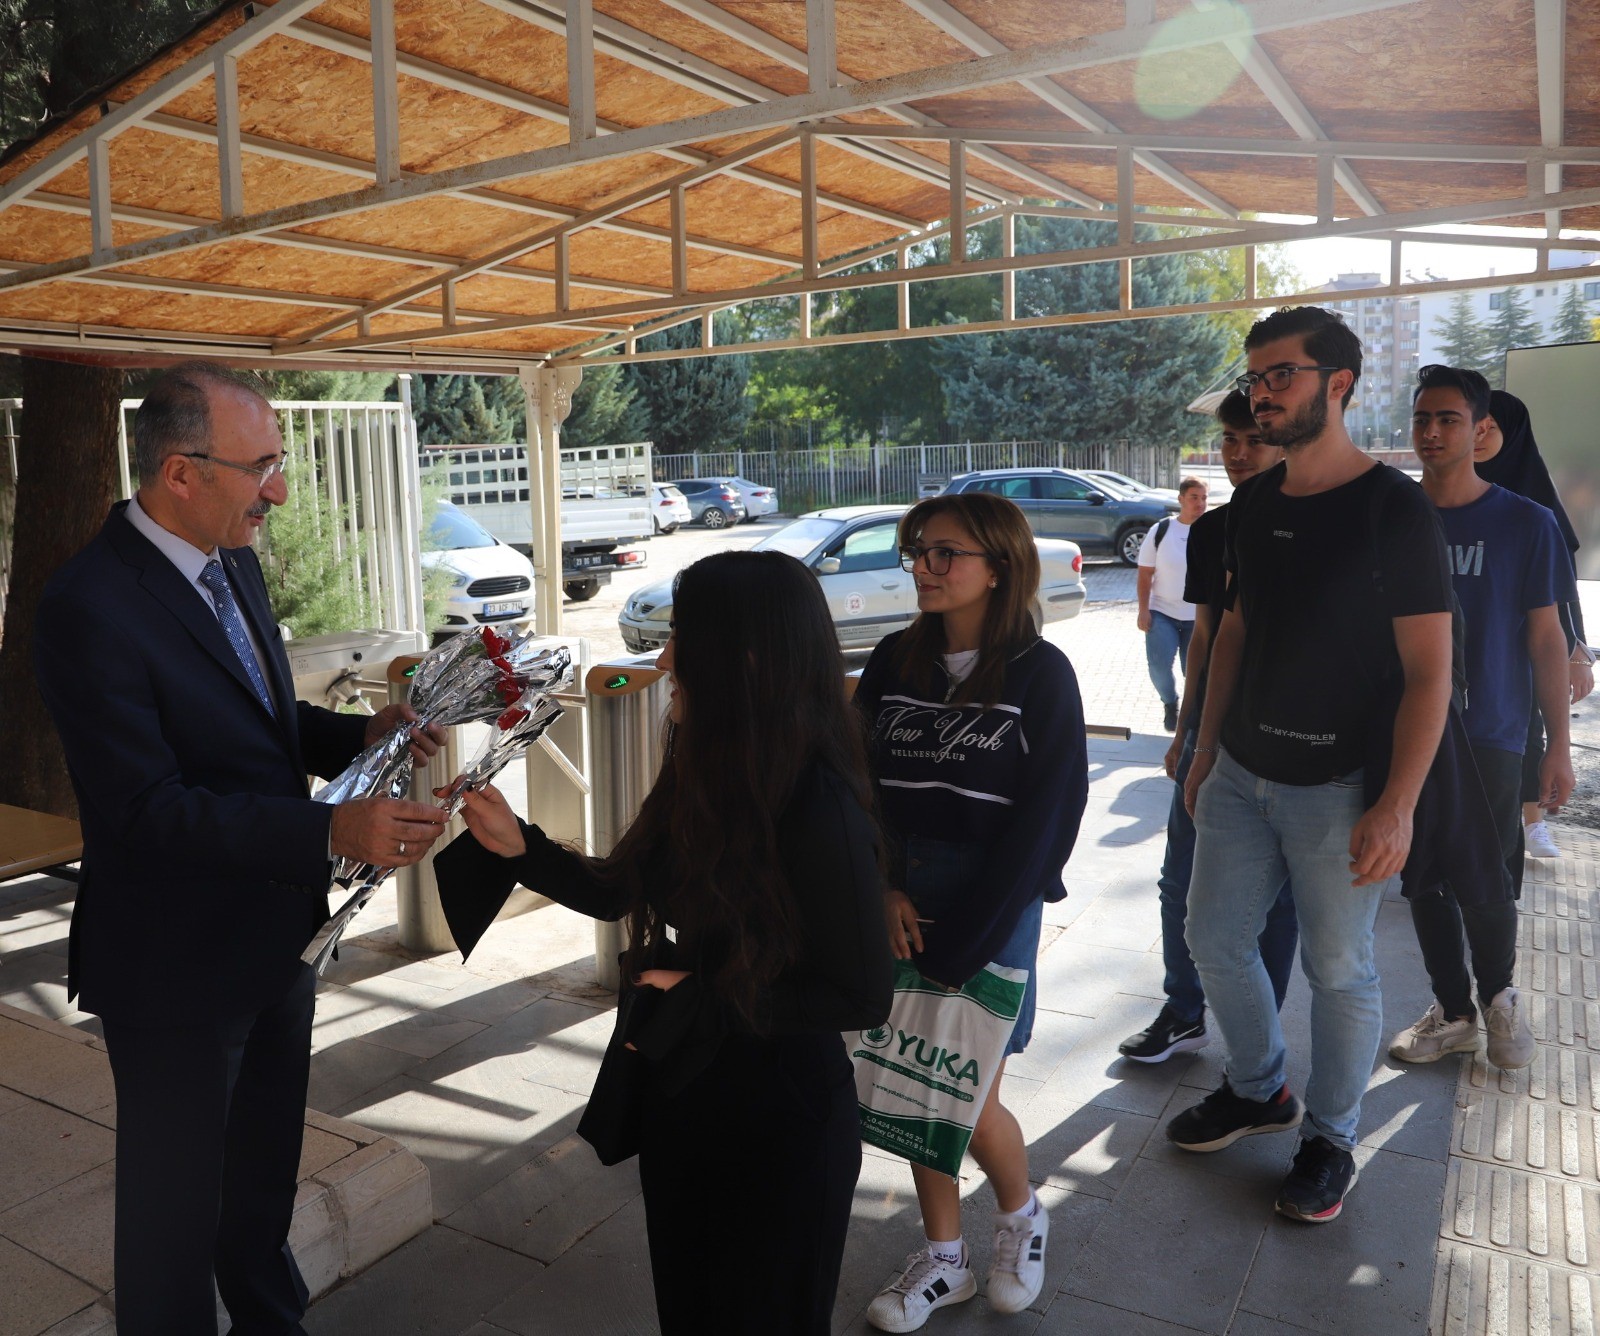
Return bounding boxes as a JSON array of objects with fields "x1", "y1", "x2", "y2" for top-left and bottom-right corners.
[{"x1": 484, "y1": 600, "x2": 525, "y2": 616}]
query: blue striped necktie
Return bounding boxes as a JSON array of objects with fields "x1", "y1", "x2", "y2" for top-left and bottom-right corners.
[{"x1": 199, "y1": 559, "x2": 277, "y2": 718}]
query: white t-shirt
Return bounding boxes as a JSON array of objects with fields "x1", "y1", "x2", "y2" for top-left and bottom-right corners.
[{"x1": 1137, "y1": 518, "x2": 1197, "y2": 621}]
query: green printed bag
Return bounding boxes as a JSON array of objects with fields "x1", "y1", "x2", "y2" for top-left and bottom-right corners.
[{"x1": 851, "y1": 958, "x2": 1028, "y2": 1176}]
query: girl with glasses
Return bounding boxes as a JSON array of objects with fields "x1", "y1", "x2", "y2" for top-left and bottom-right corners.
[{"x1": 857, "y1": 493, "x2": 1089, "y2": 1333}]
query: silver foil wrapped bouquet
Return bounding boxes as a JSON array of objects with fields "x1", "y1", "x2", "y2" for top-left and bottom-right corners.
[{"x1": 302, "y1": 626, "x2": 573, "y2": 972}]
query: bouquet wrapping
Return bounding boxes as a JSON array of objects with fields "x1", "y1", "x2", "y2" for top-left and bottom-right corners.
[{"x1": 301, "y1": 626, "x2": 573, "y2": 972}]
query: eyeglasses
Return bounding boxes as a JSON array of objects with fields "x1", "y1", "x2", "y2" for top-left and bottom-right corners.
[
  {"x1": 1234, "y1": 365, "x2": 1342, "y2": 394},
  {"x1": 179, "y1": 452, "x2": 287, "y2": 489},
  {"x1": 898, "y1": 544, "x2": 991, "y2": 575}
]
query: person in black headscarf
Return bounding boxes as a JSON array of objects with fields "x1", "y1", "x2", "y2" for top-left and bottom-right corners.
[{"x1": 1477, "y1": 388, "x2": 1595, "y2": 857}]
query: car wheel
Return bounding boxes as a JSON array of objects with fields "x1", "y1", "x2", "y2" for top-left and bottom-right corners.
[
  {"x1": 564, "y1": 578, "x2": 601, "y2": 602},
  {"x1": 660, "y1": 522, "x2": 678, "y2": 534},
  {"x1": 1116, "y1": 525, "x2": 1150, "y2": 566},
  {"x1": 702, "y1": 506, "x2": 729, "y2": 529}
]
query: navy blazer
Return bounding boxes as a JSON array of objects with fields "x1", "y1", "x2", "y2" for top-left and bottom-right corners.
[{"x1": 34, "y1": 502, "x2": 369, "y2": 1025}]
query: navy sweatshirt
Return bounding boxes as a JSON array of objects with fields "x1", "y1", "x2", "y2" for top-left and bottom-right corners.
[{"x1": 855, "y1": 632, "x2": 1089, "y2": 986}]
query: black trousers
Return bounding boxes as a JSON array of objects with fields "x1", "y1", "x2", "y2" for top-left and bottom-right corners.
[
  {"x1": 100, "y1": 963, "x2": 317, "y2": 1336},
  {"x1": 638, "y1": 1030, "x2": 861, "y2": 1335},
  {"x1": 1410, "y1": 745, "x2": 1524, "y2": 1019}
]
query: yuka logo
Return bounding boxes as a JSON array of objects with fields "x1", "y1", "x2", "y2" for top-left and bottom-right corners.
[
  {"x1": 892, "y1": 1029, "x2": 981, "y2": 1086},
  {"x1": 861, "y1": 1024, "x2": 893, "y2": 1050},
  {"x1": 874, "y1": 703, "x2": 1015, "y2": 764}
]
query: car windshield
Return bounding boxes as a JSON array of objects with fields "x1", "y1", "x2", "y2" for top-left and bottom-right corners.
[
  {"x1": 754, "y1": 517, "x2": 842, "y2": 560},
  {"x1": 428, "y1": 505, "x2": 497, "y2": 550},
  {"x1": 1089, "y1": 473, "x2": 1139, "y2": 496}
]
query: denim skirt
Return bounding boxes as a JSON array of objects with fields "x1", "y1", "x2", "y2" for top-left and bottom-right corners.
[{"x1": 903, "y1": 835, "x2": 1043, "y2": 1057}]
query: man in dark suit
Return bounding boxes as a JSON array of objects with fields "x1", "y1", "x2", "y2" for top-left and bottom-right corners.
[{"x1": 33, "y1": 362, "x2": 449, "y2": 1336}]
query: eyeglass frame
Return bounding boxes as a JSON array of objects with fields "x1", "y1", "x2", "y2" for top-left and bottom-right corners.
[
  {"x1": 1234, "y1": 364, "x2": 1344, "y2": 395},
  {"x1": 178, "y1": 452, "x2": 287, "y2": 488},
  {"x1": 897, "y1": 543, "x2": 992, "y2": 575}
]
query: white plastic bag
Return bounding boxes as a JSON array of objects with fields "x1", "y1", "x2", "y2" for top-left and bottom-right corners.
[{"x1": 851, "y1": 958, "x2": 1028, "y2": 1175}]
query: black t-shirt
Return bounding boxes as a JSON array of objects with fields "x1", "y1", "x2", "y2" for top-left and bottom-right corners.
[
  {"x1": 1180, "y1": 504, "x2": 1229, "y2": 718},
  {"x1": 1222, "y1": 462, "x2": 1453, "y2": 785}
]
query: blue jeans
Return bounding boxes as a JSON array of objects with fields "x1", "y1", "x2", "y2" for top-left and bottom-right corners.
[
  {"x1": 904, "y1": 836, "x2": 1044, "y2": 1056},
  {"x1": 1159, "y1": 732, "x2": 1299, "y2": 1022},
  {"x1": 1185, "y1": 750, "x2": 1390, "y2": 1151},
  {"x1": 1145, "y1": 610, "x2": 1194, "y2": 706}
]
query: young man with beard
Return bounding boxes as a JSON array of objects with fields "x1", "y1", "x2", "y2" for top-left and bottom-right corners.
[
  {"x1": 1119, "y1": 393, "x2": 1298, "y2": 1064},
  {"x1": 1388, "y1": 364, "x2": 1574, "y2": 1069},
  {"x1": 1164, "y1": 307, "x2": 1455, "y2": 1224}
]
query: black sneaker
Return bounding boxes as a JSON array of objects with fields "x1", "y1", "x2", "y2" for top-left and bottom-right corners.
[
  {"x1": 1275, "y1": 1136, "x2": 1358, "y2": 1223},
  {"x1": 1119, "y1": 1005, "x2": 1209, "y2": 1063},
  {"x1": 1165, "y1": 1081, "x2": 1304, "y2": 1152},
  {"x1": 1163, "y1": 700, "x2": 1179, "y2": 732}
]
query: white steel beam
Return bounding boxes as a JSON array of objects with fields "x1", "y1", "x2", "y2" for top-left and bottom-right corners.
[
  {"x1": 215, "y1": 55, "x2": 245, "y2": 219},
  {"x1": 565, "y1": 0, "x2": 596, "y2": 142},
  {"x1": 1192, "y1": 0, "x2": 1383, "y2": 216},
  {"x1": 278, "y1": 181, "x2": 1600, "y2": 356},
  {"x1": 898, "y1": 0, "x2": 1238, "y2": 216},
  {"x1": 671, "y1": 187, "x2": 689, "y2": 295},
  {"x1": 801, "y1": 133, "x2": 819, "y2": 280},
  {"x1": 370, "y1": 0, "x2": 400, "y2": 184},
  {"x1": 88, "y1": 139, "x2": 113, "y2": 255},
  {"x1": 807, "y1": 0, "x2": 837, "y2": 95},
  {"x1": 1535, "y1": 0, "x2": 1565, "y2": 235},
  {"x1": 0, "y1": 0, "x2": 1431, "y2": 299},
  {"x1": 950, "y1": 139, "x2": 967, "y2": 261}
]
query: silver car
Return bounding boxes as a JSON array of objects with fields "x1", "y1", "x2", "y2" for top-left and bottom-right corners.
[{"x1": 618, "y1": 505, "x2": 1085, "y2": 654}]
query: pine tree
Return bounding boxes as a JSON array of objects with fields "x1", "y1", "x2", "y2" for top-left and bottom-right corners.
[
  {"x1": 1552, "y1": 283, "x2": 1594, "y2": 344},
  {"x1": 623, "y1": 323, "x2": 751, "y2": 451},
  {"x1": 561, "y1": 362, "x2": 648, "y2": 446},
  {"x1": 1431, "y1": 293, "x2": 1493, "y2": 374},
  {"x1": 1481, "y1": 286, "x2": 1543, "y2": 389},
  {"x1": 409, "y1": 375, "x2": 518, "y2": 445},
  {"x1": 258, "y1": 453, "x2": 369, "y2": 638}
]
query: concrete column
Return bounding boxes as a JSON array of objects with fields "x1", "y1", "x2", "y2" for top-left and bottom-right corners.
[{"x1": 517, "y1": 364, "x2": 583, "y2": 636}]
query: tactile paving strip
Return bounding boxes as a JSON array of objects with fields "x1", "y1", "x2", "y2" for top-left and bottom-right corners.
[{"x1": 1431, "y1": 828, "x2": 1600, "y2": 1335}]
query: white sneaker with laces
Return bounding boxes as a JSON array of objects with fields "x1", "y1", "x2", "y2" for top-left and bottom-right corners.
[
  {"x1": 1388, "y1": 1002, "x2": 1480, "y2": 1063},
  {"x1": 1485, "y1": 986, "x2": 1535, "y2": 1070},
  {"x1": 866, "y1": 1247, "x2": 976, "y2": 1333},
  {"x1": 1525, "y1": 821, "x2": 1560, "y2": 858},
  {"x1": 986, "y1": 1199, "x2": 1049, "y2": 1315}
]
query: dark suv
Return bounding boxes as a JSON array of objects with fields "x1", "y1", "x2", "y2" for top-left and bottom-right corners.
[
  {"x1": 941, "y1": 468, "x2": 1177, "y2": 565},
  {"x1": 671, "y1": 477, "x2": 748, "y2": 529}
]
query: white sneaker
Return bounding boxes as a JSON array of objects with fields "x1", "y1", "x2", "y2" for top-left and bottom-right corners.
[
  {"x1": 1388, "y1": 1002, "x2": 1480, "y2": 1063},
  {"x1": 1485, "y1": 987, "x2": 1535, "y2": 1070},
  {"x1": 1525, "y1": 821, "x2": 1560, "y2": 858},
  {"x1": 866, "y1": 1247, "x2": 976, "y2": 1333},
  {"x1": 986, "y1": 1199, "x2": 1049, "y2": 1315}
]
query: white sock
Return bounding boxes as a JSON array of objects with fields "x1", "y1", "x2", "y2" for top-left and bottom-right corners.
[
  {"x1": 997, "y1": 1192, "x2": 1039, "y2": 1221},
  {"x1": 926, "y1": 1236, "x2": 964, "y2": 1267}
]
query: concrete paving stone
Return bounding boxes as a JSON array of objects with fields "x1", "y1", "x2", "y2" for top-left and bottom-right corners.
[
  {"x1": 0, "y1": 1082, "x2": 29, "y2": 1118},
  {"x1": 0, "y1": 872, "x2": 71, "y2": 910},
  {"x1": 1063, "y1": 889, "x2": 1162, "y2": 955},
  {"x1": 1427, "y1": 1243, "x2": 1600, "y2": 1336},
  {"x1": 1024, "y1": 1099, "x2": 1159, "y2": 1202},
  {"x1": 0, "y1": 1161, "x2": 114, "y2": 1291},
  {"x1": 458, "y1": 1326, "x2": 522, "y2": 1336},
  {"x1": 484, "y1": 1195, "x2": 659, "y2": 1336},
  {"x1": 38, "y1": 1301, "x2": 115, "y2": 1336},
  {"x1": 1024, "y1": 993, "x2": 1199, "y2": 1121},
  {"x1": 30, "y1": 1065, "x2": 115, "y2": 1123},
  {"x1": 304, "y1": 1223, "x2": 544, "y2": 1336},
  {"x1": 405, "y1": 995, "x2": 615, "y2": 1100},
  {"x1": 1441, "y1": 1156, "x2": 1600, "y2": 1270},
  {"x1": 442, "y1": 1132, "x2": 642, "y2": 1264},
  {"x1": 309, "y1": 1138, "x2": 433, "y2": 1276},
  {"x1": 1452, "y1": 1088, "x2": 1600, "y2": 1183},
  {"x1": 1005, "y1": 1012, "x2": 1093, "y2": 1088},
  {"x1": 0, "y1": 893, "x2": 74, "y2": 957},
  {"x1": 334, "y1": 1076, "x2": 586, "y2": 1218},
  {"x1": 0, "y1": 1234, "x2": 99, "y2": 1336},
  {"x1": 1225, "y1": 1313, "x2": 1329, "y2": 1336},
  {"x1": 0, "y1": 1016, "x2": 105, "y2": 1103},
  {"x1": 0, "y1": 1102, "x2": 116, "y2": 1215},
  {"x1": 1033, "y1": 941, "x2": 1166, "y2": 1022},
  {"x1": 350, "y1": 1011, "x2": 491, "y2": 1062},
  {"x1": 1034, "y1": 1295, "x2": 1214, "y2": 1335},
  {"x1": 318, "y1": 944, "x2": 404, "y2": 989},
  {"x1": 1062, "y1": 1156, "x2": 1271, "y2": 1335},
  {"x1": 1358, "y1": 1057, "x2": 1462, "y2": 1163},
  {"x1": 299, "y1": 1124, "x2": 360, "y2": 1180},
  {"x1": 1238, "y1": 1144, "x2": 1446, "y2": 1335},
  {"x1": 307, "y1": 1037, "x2": 425, "y2": 1114}
]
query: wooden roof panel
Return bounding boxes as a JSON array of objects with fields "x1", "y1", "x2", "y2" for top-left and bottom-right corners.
[
  {"x1": 0, "y1": 281, "x2": 326, "y2": 336},
  {"x1": 602, "y1": 0, "x2": 805, "y2": 94},
  {"x1": 0, "y1": 206, "x2": 170, "y2": 267},
  {"x1": 111, "y1": 237, "x2": 429, "y2": 302}
]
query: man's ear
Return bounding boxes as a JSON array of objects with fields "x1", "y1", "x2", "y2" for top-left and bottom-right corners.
[
  {"x1": 1328, "y1": 368, "x2": 1354, "y2": 406},
  {"x1": 159, "y1": 451, "x2": 199, "y2": 502}
]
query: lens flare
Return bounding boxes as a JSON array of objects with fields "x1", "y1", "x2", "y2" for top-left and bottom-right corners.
[{"x1": 1133, "y1": 3, "x2": 1251, "y2": 123}]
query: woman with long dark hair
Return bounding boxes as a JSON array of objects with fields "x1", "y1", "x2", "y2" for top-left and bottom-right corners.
[
  {"x1": 857, "y1": 493, "x2": 1088, "y2": 1333},
  {"x1": 435, "y1": 550, "x2": 892, "y2": 1334},
  {"x1": 1478, "y1": 388, "x2": 1595, "y2": 857}
]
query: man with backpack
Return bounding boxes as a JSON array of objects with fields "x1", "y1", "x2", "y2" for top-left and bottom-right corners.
[
  {"x1": 1136, "y1": 476, "x2": 1208, "y2": 731},
  {"x1": 1387, "y1": 364, "x2": 1574, "y2": 1070},
  {"x1": 1165, "y1": 307, "x2": 1455, "y2": 1225}
]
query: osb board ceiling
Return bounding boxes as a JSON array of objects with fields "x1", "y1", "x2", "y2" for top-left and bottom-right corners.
[{"x1": 0, "y1": 0, "x2": 1591, "y2": 371}]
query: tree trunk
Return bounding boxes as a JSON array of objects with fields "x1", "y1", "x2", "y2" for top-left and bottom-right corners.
[{"x1": 0, "y1": 356, "x2": 122, "y2": 817}]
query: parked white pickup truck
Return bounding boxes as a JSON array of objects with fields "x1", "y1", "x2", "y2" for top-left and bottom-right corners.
[{"x1": 417, "y1": 442, "x2": 654, "y2": 601}]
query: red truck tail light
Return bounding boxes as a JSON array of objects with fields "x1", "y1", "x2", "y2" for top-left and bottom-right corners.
[{"x1": 1072, "y1": 553, "x2": 1083, "y2": 574}]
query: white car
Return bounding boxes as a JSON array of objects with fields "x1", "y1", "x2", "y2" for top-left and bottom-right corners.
[
  {"x1": 424, "y1": 501, "x2": 537, "y2": 641},
  {"x1": 619, "y1": 504, "x2": 1085, "y2": 653},
  {"x1": 729, "y1": 475, "x2": 780, "y2": 520},
  {"x1": 650, "y1": 482, "x2": 692, "y2": 534}
]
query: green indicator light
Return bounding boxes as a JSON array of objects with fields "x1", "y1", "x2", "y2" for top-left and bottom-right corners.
[
  {"x1": 605, "y1": 673, "x2": 630, "y2": 690},
  {"x1": 404, "y1": 665, "x2": 417, "y2": 678}
]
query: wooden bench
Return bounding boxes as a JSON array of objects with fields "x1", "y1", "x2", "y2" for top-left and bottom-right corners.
[{"x1": 0, "y1": 802, "x2": 83, "y2": 884}]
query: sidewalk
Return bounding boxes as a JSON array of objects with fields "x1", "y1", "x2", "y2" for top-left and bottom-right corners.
[{"x1": 0, "y1": 570, "x2": 1594, "y2": 1335}]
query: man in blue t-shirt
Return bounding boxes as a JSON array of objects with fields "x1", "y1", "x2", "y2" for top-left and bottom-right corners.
[{"x1": 1392, "y1": 364, "x2": 1576, "y2": 1072}]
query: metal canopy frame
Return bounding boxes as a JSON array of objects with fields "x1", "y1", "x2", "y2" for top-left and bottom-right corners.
[{"x1": 0, "y1": 0, "x2": 1595, "y2": 373}]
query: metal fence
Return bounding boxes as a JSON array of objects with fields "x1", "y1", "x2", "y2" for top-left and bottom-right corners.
[
  {"x1": 655, "y1": 440, "x2": 1181, "y2": 513},
  {"x1": 0, "y1": 398, "x2": 423, "y2": 635}
]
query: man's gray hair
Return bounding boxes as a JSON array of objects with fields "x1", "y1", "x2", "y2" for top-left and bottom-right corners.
[{"x1": 133, "y1": 361, "x2": 271, "y2": 484}]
